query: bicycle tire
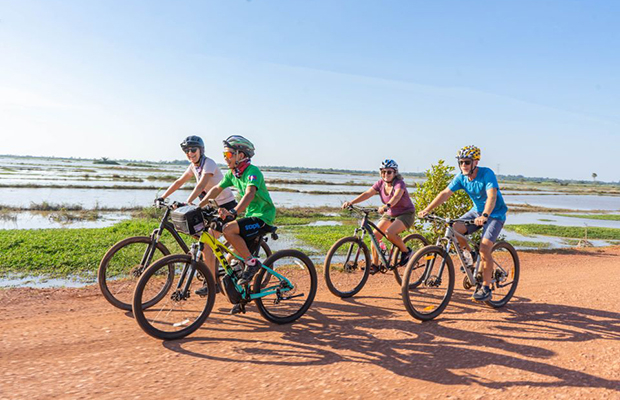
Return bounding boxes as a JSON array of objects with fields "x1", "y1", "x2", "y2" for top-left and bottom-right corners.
[
  {"x1": 253, "y1": 249, "x2": 317, "y2": 324},
  {"x1": 401, "y1": 245, "x2": 455, "y2": 321},
  {"x1": 258, "y1": 238, "x2": 272, "y2": 258},
  {"x1": 391, "y1": 233, "x2": 429, "y2": 285},
  {"x1": 323, "y1": 236, "x2": 371, "y2": 298},
  {"x1": 485, "y1": 241, "x2": 520, "y2": 308},
  {"x1": 98, "y1": 236, "x2": 171, "y2": 311},
  {"x1": 132, "y1": 254, "x2": 216, "y2": 340}
]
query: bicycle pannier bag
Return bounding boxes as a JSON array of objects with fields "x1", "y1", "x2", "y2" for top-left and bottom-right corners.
[{"x1": 171, "y1": 205, "x2": 205, "y2": 235}]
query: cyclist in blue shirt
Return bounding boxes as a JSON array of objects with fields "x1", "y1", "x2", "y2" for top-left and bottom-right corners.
[{"x1": 418, "y1": 145, "x2": 508, "y2": 302}]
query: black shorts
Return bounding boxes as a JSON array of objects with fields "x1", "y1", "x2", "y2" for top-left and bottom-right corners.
[
  {"x1": 237, "y1": 217, "x2": 272, "y2": 240},
  {"x1": 236, "y1": 217, "x2": 274, "y2": 255}
]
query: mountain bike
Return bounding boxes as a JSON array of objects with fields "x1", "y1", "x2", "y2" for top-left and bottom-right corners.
[
  {"x1": 401, "y1": 214, "x2": 520, "y2": 321},
  {"x1": 97, "y1": 199, "x2": 271, "y2": 311},
  {"x1": 323, "y1": 205, "x2": 428, "y2": 298},
  {"x1": 131, "y1": 205, "x2": 317, "y2": 340}
]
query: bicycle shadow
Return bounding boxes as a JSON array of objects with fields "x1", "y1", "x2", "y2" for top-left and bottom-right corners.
[{"x1": 164, "y1": 294, "x2": 620, "y2": 391}]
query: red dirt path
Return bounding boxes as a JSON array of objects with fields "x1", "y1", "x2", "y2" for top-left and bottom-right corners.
[{"x1": 2, "y1": 247, "x2": 620, "y2": 399}]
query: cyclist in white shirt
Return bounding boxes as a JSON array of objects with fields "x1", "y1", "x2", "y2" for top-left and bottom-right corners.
[{"x1": 158, "y1": 136, "x2": 236, "y2": 209}]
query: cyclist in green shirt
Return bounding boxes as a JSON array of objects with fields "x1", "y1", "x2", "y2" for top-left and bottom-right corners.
[{"x1": 199, "y1": 136, "x2": 276, "y2": 312}]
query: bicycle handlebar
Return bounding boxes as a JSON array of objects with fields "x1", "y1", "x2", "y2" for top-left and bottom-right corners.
[
  {"x1": 423, "y1": 214, "x2": 480, "y2": 226},
  {"x1": 346, "y1": 204, "x2": 377, "y2": 216}
]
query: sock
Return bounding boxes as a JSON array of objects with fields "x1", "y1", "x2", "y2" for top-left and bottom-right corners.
[{"x1": 246, "y1": 257, "x2": 258, "y2": 267}]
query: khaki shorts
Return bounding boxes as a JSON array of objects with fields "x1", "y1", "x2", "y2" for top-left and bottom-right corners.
[{"x1": 379, "y1": 211, "x2": 415, "y2": 230}]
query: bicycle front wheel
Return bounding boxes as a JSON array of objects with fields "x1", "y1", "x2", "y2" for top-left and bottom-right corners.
[
  {"x1": 324, "y1": 236, "x2": 371, "y2": 298},
  {"x1": 401, "y1": 246, "x2": 454, "y2": 321},
  {"x1": 132, "y1": 254, "x2": 216, "y2": 340},
  {"x1": 391, "y1": 233, "x2": 429, "y2": 285},
  {"x1": 254, "y1": 249, "x2": 317, "y2": 324},
  {"x1": 485, "y1": 241, "x2": 520, "y2": 308},
  {"x1": 98, "y1": 236, "x2": 171, "y2": 311}
]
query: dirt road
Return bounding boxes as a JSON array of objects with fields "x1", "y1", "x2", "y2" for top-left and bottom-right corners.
[{"x1": 2, "y1": 247, "x2": 620, "y2": 399}]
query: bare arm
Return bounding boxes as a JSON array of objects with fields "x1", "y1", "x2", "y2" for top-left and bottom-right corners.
[
  {"x1": 218, "y1": 186, "x2": 256, "y2": 219},
  {"x1": 187, "y1": 172, "x2": 213, "y2": 204},
  {"x1": 198, "y1": 185, "x2": 224, "y2": 208},
  {"x1": 160, "y1": 170, "x2": 193, "y2": 200},
  {"x1": 342, "y1": 188, "x2": 378, "y2": 209},
  {"x1": 418, "y1": 188, "x2": 453, "y2": 217},
  {"x1": 475, "y1": 188, "x2": 497, "y2": 226}
]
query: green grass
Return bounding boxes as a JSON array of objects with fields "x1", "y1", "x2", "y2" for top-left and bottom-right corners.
[
  {"x1": 282, "y1": 225, "x2": 360, "y2": 254},
  {"x1": 275, "y1": 206, "x2": 346, "y2": 226},
  {"x1": 0, "y1": 219, "x2": 189, "y2": 277},
  {"x1": 508, "y1": 240, "x2": 552, "y2": 249},
  {"x1": 555, "y1": 213, "x2": 620, "y2": 221},
  {"x1": 505, "y1": 224, "x2": 620, "y2": 240}
]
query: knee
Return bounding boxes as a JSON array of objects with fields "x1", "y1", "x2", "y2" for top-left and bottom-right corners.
[
  {"x1": 479, "y1": 243, "x2": 492, "y2": 259},
  {"x1": 222, "y1": 224, "x2": 236, "y2": 238},
  {"x1": 385, "y1": 227, "x2": 397, "y2": 238}
]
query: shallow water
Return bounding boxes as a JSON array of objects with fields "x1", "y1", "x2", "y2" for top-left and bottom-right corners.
[
  {"x1": 0, "y1": 211, "x2": 130, "y2": 230},
  {"x1": 507, "y1": 213, "x2": 620, "y2": 229}
]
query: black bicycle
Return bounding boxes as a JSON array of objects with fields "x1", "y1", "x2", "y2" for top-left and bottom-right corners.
[
  {"x1": 97, "y1": 199, "x2": 271, "y2": 311},
  {"x1": 323, "y1": 205, "x2": 428, "y2": 298}
]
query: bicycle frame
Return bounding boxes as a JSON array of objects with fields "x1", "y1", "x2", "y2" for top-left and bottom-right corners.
[
  {"x1": 434, "y1": 223, "x2": 481, "y2": 287},
  {"x1": 424, "y1": 217, "x2": 510, "y2": 289},
  {"x1": 139, "y1": 206, "x2": 190, "y2": 273},
  {"x1": 351, "y1": 208, "x2": 398, "y2": 268},
  {"x1": 176, "y1": 229, "x2": 295, "y2": 301}
]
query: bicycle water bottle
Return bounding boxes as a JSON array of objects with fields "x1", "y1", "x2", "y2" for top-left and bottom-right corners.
[
  {"x1": 231, "y1": 259, "x2": 243, "y2": 278},
  {"x1": 379, "y1": 242, "x2": 387, "y2": 253}
]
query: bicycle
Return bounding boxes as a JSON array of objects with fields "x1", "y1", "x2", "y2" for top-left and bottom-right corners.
[
  {"x1": 97, "y1": 199, "x2": 271, "y2": 311},
  {"x1": 323, "y1": 205, "x2": 428, "y2": 298},
  {"x1": 401, "y1": 214, "x2": 520, "y2": 321},
  {"x1": 131, "y1": 204, "x2": 317, "y2": 340}
]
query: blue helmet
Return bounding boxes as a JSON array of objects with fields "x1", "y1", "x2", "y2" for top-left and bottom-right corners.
[{"x1": 381, "y1": 159, "x2": 398, "y2": 170}]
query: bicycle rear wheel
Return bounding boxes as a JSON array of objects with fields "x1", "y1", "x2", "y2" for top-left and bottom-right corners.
[
  {"x1": 254, "y1": 249, "x2": 317, "y2": 324},
  {"x1": 391, "y1": 233, "x2": 429, "y2": 285},
  {"x1": 401, "y1": 246, "x2": 454, "y2": 321},
  {"x1": 132, "y1": 254, "x2": 216, "y2": 340},
  {"x1": 98, "y1": 236, "x2": 171, "y2": 311},
  {"x1": 485, "y1": 241, "x2": 520, "y2": 308},
  {"x1": 323, "y1": 236, "x2": 371, "y2": 298}
]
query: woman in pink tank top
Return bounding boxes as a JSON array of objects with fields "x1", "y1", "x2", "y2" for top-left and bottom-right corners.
[{"x1": 342, "y1": 159, "x2": 416, "y2": 273}]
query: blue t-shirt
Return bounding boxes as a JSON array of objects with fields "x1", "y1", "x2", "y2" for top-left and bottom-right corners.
[{"x1": 448, "y1": 167, "x2": 508, "y2": 221}]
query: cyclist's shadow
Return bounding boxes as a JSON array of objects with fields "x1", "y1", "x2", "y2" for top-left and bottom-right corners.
[{"x1": 162, "y1": 295, "x2": 620, "y2": 391}]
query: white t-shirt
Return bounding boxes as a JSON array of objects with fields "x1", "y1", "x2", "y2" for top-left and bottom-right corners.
[{"x1": 186, "y1": 156, "x2": 236, "y2": 205}]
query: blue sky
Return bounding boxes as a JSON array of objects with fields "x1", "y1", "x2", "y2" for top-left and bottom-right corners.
[{"x1": 1, "y1": 0, "x2": 619, "y2": 181}]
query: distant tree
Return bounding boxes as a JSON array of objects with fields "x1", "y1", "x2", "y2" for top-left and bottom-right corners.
[{"x1": 592, "y1": 172, "x2": 598, "y2": 182}]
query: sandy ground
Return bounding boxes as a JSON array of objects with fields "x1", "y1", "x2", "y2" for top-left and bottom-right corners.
[{"x1": 1, "y1": 246, "x2": 620, "y2": 400}]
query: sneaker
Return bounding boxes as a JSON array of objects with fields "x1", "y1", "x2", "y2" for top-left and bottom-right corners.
[
  {"x1": 237, "y1": 261, "x2": 262, "y2": 285},
  {"x1": 230, "y1": 304, "x2": 245, "y2": 315},
  {"x1": 472, "y1": 285, "x2": 492, "y2": 302},
  {"x1": 367, "y1": 263, "x2": 380, "y2": 275},
  {"x1": 195, "y1": 283, "x2": 220, "y2": 296},
  {"x1": 399, "y1": 247, "x2": 413, "y2": 266}
]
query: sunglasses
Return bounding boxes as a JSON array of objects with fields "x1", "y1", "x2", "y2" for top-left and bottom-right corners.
[
  {"x1": 380, "y1": 169, "x2": 394, "y2": 175},
  {"x1": 184, "y1": 147, "x2": 199, "y2": 154},
  {"x1": 459, "y1": 160, "x2": 472, "y2": 166},
  {"x1": 223, "y1": 150, "x2": 234, "y2": 159}
]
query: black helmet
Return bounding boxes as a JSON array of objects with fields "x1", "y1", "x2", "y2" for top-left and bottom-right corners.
[{"x1": 180, "y1": 136, "x2": 205, "y2": 152}]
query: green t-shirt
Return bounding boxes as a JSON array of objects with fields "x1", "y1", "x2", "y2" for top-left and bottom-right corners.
[{"x1": 219, "y1": 164, "x2": 276, "y2": 226}]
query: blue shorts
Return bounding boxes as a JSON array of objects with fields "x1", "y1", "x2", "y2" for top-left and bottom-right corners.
[{"x1": 460, "y1": 210, "x2": 504, "y2": 243}]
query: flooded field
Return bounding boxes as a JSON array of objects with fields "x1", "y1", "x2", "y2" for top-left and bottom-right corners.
[{"x1": 2, "y1": 156, "x2": 620, "y2": 289}]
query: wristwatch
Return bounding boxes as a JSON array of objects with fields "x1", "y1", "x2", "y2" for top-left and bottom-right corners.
[{"x1": 482, "y1": 213, "x2": 489, "y2": 218}]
